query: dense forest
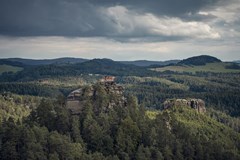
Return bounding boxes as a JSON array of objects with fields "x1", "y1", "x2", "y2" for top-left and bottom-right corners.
[
  {"x1": 0, "y1": 56, "x2": 240, "y2": 159},
  {"x1": 1, "y1": 85, "x2": 240, "y2": 160}
]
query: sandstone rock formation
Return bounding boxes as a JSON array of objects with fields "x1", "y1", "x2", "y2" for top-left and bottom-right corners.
[
  {"x1": 66, "y1": 76, "x2": 126, "y2": 114},
  {"x1": 163, "y1": 98, "x2": 206, "y2": 113}
]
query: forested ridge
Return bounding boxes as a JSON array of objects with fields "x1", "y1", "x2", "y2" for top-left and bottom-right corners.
[
  {"x1": 1, "y1": 86, "x2": 240, "y2": 160},
  {"x1": 0, "y1": 59, "x2": 154, "y2": 82}
]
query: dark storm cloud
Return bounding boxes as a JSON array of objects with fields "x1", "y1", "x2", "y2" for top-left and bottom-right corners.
[
  {"x1": 0, "y1": 0, "x2": 105, "y2": 36},
  {"x1": 89, "y1": 0, "x2": 221, "y2": 15},
  {"x1": 0, "y1": 0, "x2": 222, "y2": 38}
]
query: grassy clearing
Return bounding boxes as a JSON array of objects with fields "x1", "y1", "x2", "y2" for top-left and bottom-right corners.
[
  {"x1": 153, "y1": 62, "x2": 240, "y2": 73},
  {"x1": 0, "y1": 64, "x2": 23, "y2": 74},
  {"x1": 146, "y1": 110, "x2": 161, "y2": 119}
]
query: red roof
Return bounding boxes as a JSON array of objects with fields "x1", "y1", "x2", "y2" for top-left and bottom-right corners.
[{"x1": 104, "y1": 76, "x2": 115, "y2": 82}]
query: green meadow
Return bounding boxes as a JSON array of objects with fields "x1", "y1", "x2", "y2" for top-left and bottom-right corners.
[
  {"x1": 0, "y1": 64, "x2": 23, "y2": 74},
  {"x1": 153, "y1": 62, "x2": 240, "y2": 73}
]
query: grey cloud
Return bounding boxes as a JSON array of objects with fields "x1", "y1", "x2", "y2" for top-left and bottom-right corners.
[
  {"x1": 101, "y1": 6, "x2": 220, "y2": 39},
  {"x1": 0, "y1": 0, "x2": 104, "y2": 36},
  {"x1": 181, "y1": 12, "x2": 218, "y2": 23},
  {"x1": 0, "y1": 0, "x2": 231, "y2": 40},
  {"x1": 89, "y1": 0, "x2": 221, "y2": 16}
]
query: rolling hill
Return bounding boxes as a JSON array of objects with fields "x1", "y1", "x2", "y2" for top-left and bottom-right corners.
[
  {"x1": 0, "y1": 59, "x2": 26, "y2": 67},
  {"x1": 0, "y1": 64, "x2": 23, "y2": 74},
  {"x1": 120, "y1": 60, "x2": 180, "y2": 66},
  {"x1": 1, "y1": 55, "x2": 239, "y2": 80},
  {"x1": 178, "y1": 55, "x2": 221, "y2": 66},
  {"x1": 152, "y1": 55, "x2": 240, "y2": 73},
  {"x1": 74, "y1": 58, "x2": 152, "y2": 75},
  {"x1": 1, "y1": 57, "x2": 181, "y2": 67},
  {"x1": 233, "y1": 60, "x2": 240, "y2": 64},
  {"x1": 153, "y1": 62, "x2": 240, "y2": 73},
  {"x1": 0, "y1": 58, "x2": 155, "y2": 82},
  {"x1": 1, "y1": 57, "x2": 88, "y2": 66}
]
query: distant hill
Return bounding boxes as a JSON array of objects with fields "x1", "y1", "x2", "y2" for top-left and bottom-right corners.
[
  {"x1": 1, "y1": 57, "x2": 181, "y2": 67},
  {"x1": 0, "y1": 59, "x2": 26, "y2": 67},
  {"x1": 225, "y1": 63, "x2": 240, "y2": 69},
  {"x1": 120, "y1": 60, "x2": 180, "y2": 66},
  {"x1": 73, "y1": 58, "x2": 153, "y2": 76},
  {"x1": 0, "y1": 65, "x2": 23, "y2": 74},
  {"x1": 2, "y1": 57, "x2": 88, "y2": 66},
  {"x1": 233, "y1": 60, "x2": 240, "y2": 64},
  {"x1": 153, "y1": 62, "x2": 240, "y2": 73},
  {"x1": 178, "y1": 55, "x2": 221, "y2": 66},
  {"x1": 0, "y1": 58, "x2": 155, "y2": 81}
]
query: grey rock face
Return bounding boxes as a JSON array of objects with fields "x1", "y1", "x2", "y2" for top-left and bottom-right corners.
[
  {"x1": 66, "y1": 78, "x2": 126, "y2": 114},
  {"x1": 163, "y1": 98, "x2": 206, "y2": 113}
]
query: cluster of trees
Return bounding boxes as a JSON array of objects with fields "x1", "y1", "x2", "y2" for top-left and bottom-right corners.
[
  {"x1": 0, "y1": 93, "x2": 41, "y2": 124},
  {"x1": 0, "y1": 59, "x2": 26, "y2": 68},
  {"x1": 1, "y1": 71, "x2": 240, "y2": 117},
  {"x1": 225, "y1": 63, "x2": 240, "y2": 69},
  {"x1": 0, "y1": 83, "x2": 76, "y2": 98},
  {"x1": 120, "y1": 74, "x2": 240, "y2": 116},
  {"x1": 1, "y1": 70, "x2": 240, "y2": 118},
  {"x1": 1, "y1": 86, "x2": 240, "y2": 160},
  {"x1": 207, "y1": 108, "x2": 240, "y2": 132}
]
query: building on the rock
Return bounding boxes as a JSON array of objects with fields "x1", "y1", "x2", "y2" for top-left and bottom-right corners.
[{"x1": 100, "y1": 76, "x2": 116, "y2": 84}]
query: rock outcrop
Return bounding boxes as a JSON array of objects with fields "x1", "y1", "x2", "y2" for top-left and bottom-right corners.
[
  {"x1": 163, "y1": 98, "x2": 206, "y2": 113},
  {"x1": 66, "y1": 76, "x2": 126, "y2": 114}
]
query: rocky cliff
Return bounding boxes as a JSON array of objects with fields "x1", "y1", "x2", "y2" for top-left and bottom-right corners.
[
  {"x1": 163, "y1": 98, "x2": 206, "y2": 113},
  {"x1": 66, "y1": 78, "x2": 126, "y2": 114}
]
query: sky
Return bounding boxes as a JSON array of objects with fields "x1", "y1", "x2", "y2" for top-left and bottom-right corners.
[{"x1": 0, "y1": 0, "x2": 239, "y2": 61}]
